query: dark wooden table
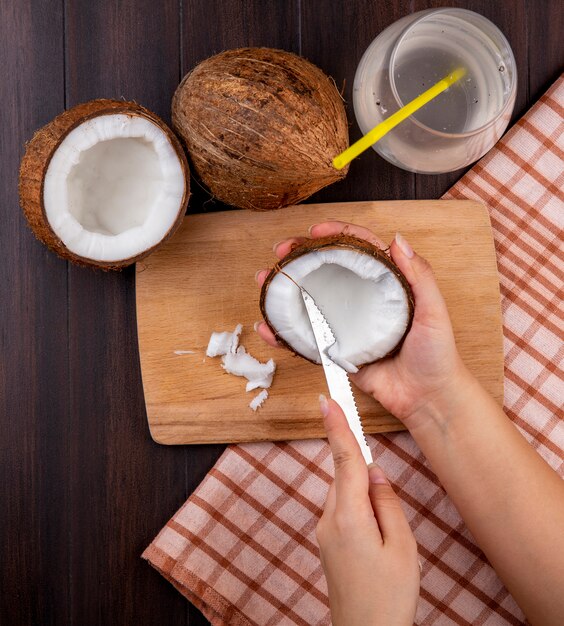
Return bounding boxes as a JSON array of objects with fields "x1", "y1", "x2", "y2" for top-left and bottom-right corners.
[{"x1": 1, "y1": 1, "x2": 561, "y2": 624}]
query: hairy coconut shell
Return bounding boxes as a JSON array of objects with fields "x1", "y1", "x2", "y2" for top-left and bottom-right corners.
[
  {"x1": 260, "y1": 234, "x2": 415, "y2": 365},
  {"x1": 172, "y1": 47, "x2": 349, "y2": 211},
  {"x1": 18, "y1": 99, "x2": 190, "y2": 270}
]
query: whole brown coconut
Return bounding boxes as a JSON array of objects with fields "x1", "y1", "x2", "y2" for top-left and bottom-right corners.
[
  {"x1": 260, "y1": 234, "x2": 414, "y2": 369},
  {"x1": 19, "y1": 99, "x2": 189, "y2": 270},
  {"x1": 172, "y1": 47, "x2": 349, "y2": 211}
]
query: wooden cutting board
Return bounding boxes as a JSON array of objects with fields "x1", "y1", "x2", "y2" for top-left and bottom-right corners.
[{"x1": 136, "y1": 200, "x2": 503, "y2": 445}]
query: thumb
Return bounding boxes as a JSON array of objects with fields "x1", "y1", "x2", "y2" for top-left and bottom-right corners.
[
  {"x1": 320, "y1": 395, "x2": 369, "y2": 508},
  {"x1": 367, "y1": 463, "x2": 413, "y2": 544},
  {"x1": 391, "y1": 233, "x2": 450, "y2": 324}
]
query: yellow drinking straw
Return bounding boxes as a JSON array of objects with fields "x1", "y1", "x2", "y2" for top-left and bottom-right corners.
[{"x1": 333, "y1": 67, "x2": 467, "y2": 170}]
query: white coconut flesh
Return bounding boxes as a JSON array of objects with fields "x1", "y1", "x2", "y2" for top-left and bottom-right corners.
[
  {"x1": 206, "y1": 324, "x2": 276, "y2": 393},
  {"x1": 249, "y1": 389, "x2": 268, "y2": 412},
  {"x1": 206, "y1": 324, "x2": 243, "y2": 357},
  {"x1": 222, "y1": 347, "x2": 276, "y2": 391},
  {"x1": 43, "y1": 114, "x2": 186, "y2": 262},
  {"x1": 263, "y1": 249, "x2": 411, "y2": 370}
]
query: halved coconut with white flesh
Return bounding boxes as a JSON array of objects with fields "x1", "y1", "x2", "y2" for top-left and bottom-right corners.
[
  {"x1": 19, "y1": 99, "x2": 189, "y2": 269},
  {"x1": 260, "y1": 235, "x2": 414, "y2": 372}
]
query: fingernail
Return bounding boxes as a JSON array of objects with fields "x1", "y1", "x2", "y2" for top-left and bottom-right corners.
[
  {"x1": 272, "y1": 240, "x2": 283, "y2": 253},
  {"x1": 308, "y1": 224, "x2": 318, "y2": 235},
  {"x1": 319, "y1": 393, "x2": 329, "y2": 417},
  {"x1": 253, "y1": 321, "x2": 263, "y2": 332},
  {"x1": 395, "y1": 232, "x2": 414, "y2": 259},
  {"x1": 368, "y1": 463, "x2": 389, "y2": 485},
  {"x1": 254, "y1": 269, "x2": 263, "y2": 282}
]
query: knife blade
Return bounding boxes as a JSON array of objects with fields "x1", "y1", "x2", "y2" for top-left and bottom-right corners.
[{"x1": 300, "y1": 287, "x2": 373, "y2": 464}]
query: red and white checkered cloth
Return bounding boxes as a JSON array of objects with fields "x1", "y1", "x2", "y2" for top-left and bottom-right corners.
[{"x1": 143, "y1": 76, "x2": 564, "y2": 626}]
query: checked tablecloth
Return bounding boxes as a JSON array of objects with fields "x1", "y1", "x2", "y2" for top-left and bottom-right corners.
[{"x1": 143, "y1": 76, "x2": 564, "y2": 626}]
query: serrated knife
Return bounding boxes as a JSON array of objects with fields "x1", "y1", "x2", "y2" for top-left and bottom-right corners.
[{"x1": 300, "y1": 287, "x2": 373, "y2": 464}]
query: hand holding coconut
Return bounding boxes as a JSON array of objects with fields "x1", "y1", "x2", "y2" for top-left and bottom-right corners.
[
  {"x1": 255, "y1": 220, "x2": 464, "y2": 422},
  {"x1": 257, "y1": 222, "x2": 564, "y2": 626}
]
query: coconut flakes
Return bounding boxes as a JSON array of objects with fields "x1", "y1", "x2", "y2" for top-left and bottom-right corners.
[
  {"x1": 206, "y1": 324, "x2": 242, "y2": 357},
  {"x1": 249, "y1": 390, "x2": 268, "y2": 412},
  {"x1": 205, "y1": 325, "x2": 276, "y2": 411},
  {"x1": 222, "y1": 346, "x2": 276, "y2": 391}
]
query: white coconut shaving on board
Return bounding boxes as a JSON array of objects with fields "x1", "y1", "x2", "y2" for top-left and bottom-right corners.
[
  {"x1": 174, "y1": 350, "x2": 196, "y2": 355},
  {"x1": 249, "y1": 390, "x2": 268, "y2": 412},
  {"x1": 205, "y1": 324, "x2": 276, "y2": 410},
  {"x1": 206, "y1": 324, "x2": 242, "y2": 357},
  {"x1": 222, "y1": 346, "x2": 276, "y2": 391}
]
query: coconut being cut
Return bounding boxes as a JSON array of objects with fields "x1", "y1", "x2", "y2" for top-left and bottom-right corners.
[
  {"x1": 19, "y1": 99, "x2": 189, "y2": 269},
  {"x1": 172, "y1": 47, "x2": 349, "y2": 211},
  {"x1": 260, "y1": 235, "x2": 414, "y2": 372}
]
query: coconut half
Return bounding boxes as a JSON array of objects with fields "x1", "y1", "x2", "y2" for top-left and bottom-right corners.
[
  {"x1": 260, "y1": 235, "x2": 414, "y2": 371},
  {"x1": 19, "y1": 99, "x2": 189, "y2": 269}
]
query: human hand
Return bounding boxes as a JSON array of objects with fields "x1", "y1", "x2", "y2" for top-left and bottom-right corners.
[
  {"x1": 316, "y1": 395, "x2": 419, "y2": 626},
  {"x1": 255, "y1": 221, "x2": 470, "y2": 429}
]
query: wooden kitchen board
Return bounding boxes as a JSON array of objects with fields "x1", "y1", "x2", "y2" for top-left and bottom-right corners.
[{"x1": 136, "y1": 200, "x2": 504, "y2": 445}]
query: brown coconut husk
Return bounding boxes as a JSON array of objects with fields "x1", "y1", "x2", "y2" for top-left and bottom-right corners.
[
  {"x1": 259, "y1": 234, "x2": 415, "y2": 365},
  {"x1": 18, "y1": 99, "x2": 190, "y2": 270},
  {"x1": 172, "y1": 47, "x2": 349, "y2": 211}
]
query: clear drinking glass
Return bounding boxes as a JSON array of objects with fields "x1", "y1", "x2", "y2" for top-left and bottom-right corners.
[{"x1": 353, "y1": 8, "x2": 517, "y2": 174}]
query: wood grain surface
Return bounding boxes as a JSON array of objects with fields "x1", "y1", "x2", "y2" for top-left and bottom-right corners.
[
  {"x1": 137, "y1": 200, "x2": 504, "y2": 444},
  {"x1": 1, "y1": 2, "x2": 562, "y2": 625}
]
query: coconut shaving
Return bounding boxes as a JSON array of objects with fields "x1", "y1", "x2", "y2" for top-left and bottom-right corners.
[
  {"x1": 249, "y1": 390, "x2": 269, "y2": 412},
  {"x1": 206, "y1": 324, "x2": 276, "y2": 411},
  {"x1": 206, "y1": 324, "x2": 243, "y2": 357}
]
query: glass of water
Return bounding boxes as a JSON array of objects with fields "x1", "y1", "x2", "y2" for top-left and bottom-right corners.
[{"x1": 353, "y1": 8, "x2": 517, "y2": 174}]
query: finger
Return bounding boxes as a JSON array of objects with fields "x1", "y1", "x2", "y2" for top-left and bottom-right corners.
[
  {"x1": 273, "y1": 236, "x2": 308, "y2": 259},
  {"x1": 255, "y1": 269, "x2": 269, "y2": 287},
  {"x1": 367, "y1": 463, "x2": 414, "y2": 545},
  {"x1": 349, "y1": 361, "x2": 385, "y2": 397},
  {"x1": 309, "y1": 221, "x2": 386, "y2": 249},
  {"x1": 320, "y1": 395, "x2": 369, "y2": 508},
  {"x1": 254, "y1": 321, "x2": 280, "y2": 348},
  {"x1": 390, "y1": 233, "x2": 451, "y2": 326}
]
